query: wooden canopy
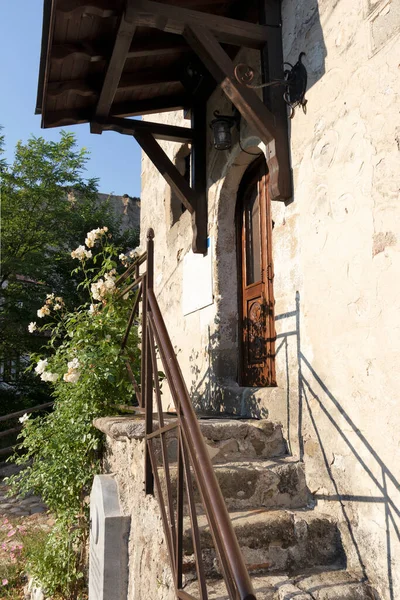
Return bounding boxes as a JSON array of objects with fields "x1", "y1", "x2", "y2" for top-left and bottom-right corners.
[{"x1": 36, "y1": 0, "x2": 291, "y2": 253}]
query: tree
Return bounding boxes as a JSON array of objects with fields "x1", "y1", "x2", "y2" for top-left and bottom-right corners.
[{"x1": 0, "y1": 130, "x2": 139, "y2": 412}]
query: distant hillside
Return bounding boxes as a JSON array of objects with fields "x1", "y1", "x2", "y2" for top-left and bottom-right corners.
[{"x1": 97, "y1": 193, "x2": 140, "y2": 234}]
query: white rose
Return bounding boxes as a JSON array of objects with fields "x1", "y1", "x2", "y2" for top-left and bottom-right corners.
[
  {"x1": 28, "y1": 322, "x2": 37, "y2": 333},
  {"x1": 63, "y1": 370, "x2": 81, "y2": 384},
  {"x1": 71, "y1": 245, "x2": 92, "y2": 260},
  {"x1": 88, "y1": 303, "x2": 100, "y2": 315},
  {"x1": 67, "y1": 358, "x2": 80, "y2": 370},
  {"x1": 37, "y1": 305, "x2": 51, "y2": 318},
  {"x1": 35, "y1": 359, "x2": 48, "y2": 375},
  {"x1": 18, "y1": 413, "x2": 30, "y2": 424},
  {"x1": 41, "y1": 371, "x2": 59, "y2": 382}
]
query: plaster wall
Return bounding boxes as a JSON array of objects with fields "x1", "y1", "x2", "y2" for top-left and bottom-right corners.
[{"x1": 139, "y1": 1, "x2": 400, "y2": 599}]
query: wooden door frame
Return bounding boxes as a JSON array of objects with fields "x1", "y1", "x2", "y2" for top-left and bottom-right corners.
[{"x1": 236, "y1": 155, "x2": 276, "y2": 387}]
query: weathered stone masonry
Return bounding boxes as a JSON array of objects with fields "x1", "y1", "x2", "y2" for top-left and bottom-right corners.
[{"x1": 139, "y1": 2, "x2": 400, "y2": 599}]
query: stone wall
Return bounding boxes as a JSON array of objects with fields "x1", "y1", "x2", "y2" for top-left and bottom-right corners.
[
  {"x1": 96, "y1": 417, "x2": 175, "y2": 600},
  {"x1": 139, "y1": 1, "x2": 400, "y2": 599}
]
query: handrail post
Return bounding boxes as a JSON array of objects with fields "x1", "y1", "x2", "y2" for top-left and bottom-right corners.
[{"x1": 144, "y1": 228, "x2": 155, "y2": 495}]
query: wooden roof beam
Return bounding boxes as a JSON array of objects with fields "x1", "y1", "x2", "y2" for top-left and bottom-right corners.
[
  {"x1": 95, "y1": 1, "x2": 137, "y2": 119},
  {"x1": 47, "y1": 69, "x2": 182, "y2": 99},
  {"x1": 91, "y1": 116, "x2": 195, "y2": 143},
  {"x1": 109, "y1": 94, "x2": 193, "y2": 117},
  {"x1": 131, "y1": 0, "x2": 270, "y2": 49},
  {"x1": 184, "y1": 24, "x2": 291, "y2": 201},
  {"x1": 52, "y1": 42, "x2": 106, "y2": 63},
  {"x1": 58, "y1": 0, "x2": 120, "y2": 18},
  {"x1": 42, "y1": 95, "x2": 192, "y2": 128},
  {"x1": 52, "y1": 35, "x2": 189, "y2": 64}
]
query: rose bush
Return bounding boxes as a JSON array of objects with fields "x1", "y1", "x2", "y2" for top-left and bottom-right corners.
[{"x1": 7, "y1": 229, "x2": 141, "y2": 599}]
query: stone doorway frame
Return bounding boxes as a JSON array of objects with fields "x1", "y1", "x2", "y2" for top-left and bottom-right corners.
[{"x1": 210, "y1": 139, "x2": 270, "y2": 388}]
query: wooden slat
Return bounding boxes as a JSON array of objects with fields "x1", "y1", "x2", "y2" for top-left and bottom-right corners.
[
  {"x1": 0, "y1": 446, "x2": 17, "y2": 457},
  {"x1": 92, "y1": 116, "x2": 195, "y2": 143},
  {"x1": 52, "y1": 33, "x2": 189, "y2": 64},
  {"x1": 0, "y1": 426, "x2": 23, "y2": 439},
  {"x1": 134, "y1": 131, "x2": 198, "y2": 215},
  {"x1": 95, "y1": 1, "x2": 137, "y2": 119},
  {"x1": 57, "y1": 0, "x2": 119, "y2": 18},
  {"x1": 47, "y1": 80, "x2": 94, "y2": 98},
  {"x1": 110, "y1": 94, "x2": 192, "y2": 117},
  {"x1": 131, "y1": 0, "x2": 270, "y2": 48},
  {"x1": 52, "y1": 42, "x2": 106, "y2": 63},
  {"x1": 47, "y1": 69, "x2": 181, "y2": 99},
  {"x1": 43, "y1": 94, "x2": 192, "y2": 128},
  {"x1": 0, "y1": 401, "x2": 54, "y2": 423}
]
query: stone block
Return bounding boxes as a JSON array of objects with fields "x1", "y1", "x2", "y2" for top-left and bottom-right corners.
[{"x1": 89, "y1": 475, "x2": 130, "y2": 600}]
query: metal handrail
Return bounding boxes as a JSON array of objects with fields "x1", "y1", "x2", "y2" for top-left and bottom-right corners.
[
  {"x1": 147, "y1": 286, "x2": 256, "y2": 599},
  {"x1": 120, "y1": 229, "x2": 256, "y2": 599}
]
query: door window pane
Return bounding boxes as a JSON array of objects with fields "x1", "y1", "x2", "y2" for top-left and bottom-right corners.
[{"x1": 245, "y1": 183, "x2": 261, "y2": 285}]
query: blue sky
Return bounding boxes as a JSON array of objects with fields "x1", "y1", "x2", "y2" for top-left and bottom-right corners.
[{"x1": 0, "y1": 1, "x2": 142, "y2": 197}]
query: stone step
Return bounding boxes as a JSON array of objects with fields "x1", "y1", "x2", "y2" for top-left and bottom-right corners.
[
  {"x1": 210, "y1": 458, "x2": 311, "y2": 510},
  {"x1": 157, "y1": 457, "x2": 310, "y2": 511},
  {"x1": 183, "y1": 568, "x2": 376, "y2": 600},
  {"x1": 94, "y1": 415, "x2": 286, "y2": 461},
  {"x1": 198, "y1": 418, "x2": 287, "y2": 462},
  {"x1": 182, "y1": 509, "x2": 344, "y2": 576}
]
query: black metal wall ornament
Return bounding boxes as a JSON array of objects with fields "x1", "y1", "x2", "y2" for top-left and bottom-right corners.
[{"x1": 234, "y1": 52, "x2": 308, "y2": 118}]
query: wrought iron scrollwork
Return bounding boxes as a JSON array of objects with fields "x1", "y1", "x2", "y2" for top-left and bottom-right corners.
[{"x1": 234, "y1": 52, "x2": 308, "y2": 118}]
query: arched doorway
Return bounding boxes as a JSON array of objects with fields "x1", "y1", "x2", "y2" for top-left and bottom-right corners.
[{"x1": 236, "y1": 156, "x2": 276, "y2": 387}]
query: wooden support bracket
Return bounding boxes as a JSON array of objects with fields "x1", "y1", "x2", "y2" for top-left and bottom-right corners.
[
  {"x1": 260, "y1": 0, "x2": 292, "y2": 200},
  {"x1": 134, "y1": 131, "x2": 196, "y2": 213},
  {"x1": 134, "y1": 131, "x2": 207, "y2": 254},
  {"x1": 184, "y1": 24, "x2": 291, "y2": 201},
  {"x1": 91, "y1": 116, "x2": 195, "y2": 143}
]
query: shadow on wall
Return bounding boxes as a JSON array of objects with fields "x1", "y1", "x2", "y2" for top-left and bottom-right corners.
[
  {"x1": 274, "y1": 292, "x2": 399, "y2": 600},
  {"x1": 188, "y1": 312, "x2": 272, "y2": 419},
  {"x1": 187, "y1": 299, "x2": 399, "y2": 598},
  {"x1": 282, "y1": 0, "x2": 327, "y2": 93}
]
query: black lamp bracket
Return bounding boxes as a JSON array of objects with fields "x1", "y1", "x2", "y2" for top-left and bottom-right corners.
[
  {"x1": 210, "y1": 109, "x2": 241, "y2": 129},
  {"x1": 234, "y1": 52, "x2": 308, "y2": 118}
]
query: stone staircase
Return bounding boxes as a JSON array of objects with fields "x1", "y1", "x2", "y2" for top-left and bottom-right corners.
[{"x1": 178, "y1": 418, "x2": 377, "y2": 600}]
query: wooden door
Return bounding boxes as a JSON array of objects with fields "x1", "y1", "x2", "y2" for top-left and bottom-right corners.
[{"x1": 237, "y1": 158, "x2": 276, "y2": 387}]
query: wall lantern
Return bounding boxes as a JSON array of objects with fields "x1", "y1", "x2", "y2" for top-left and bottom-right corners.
[{"x1": 210, "y1": 109, "x2": 240, "y2": 151}]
